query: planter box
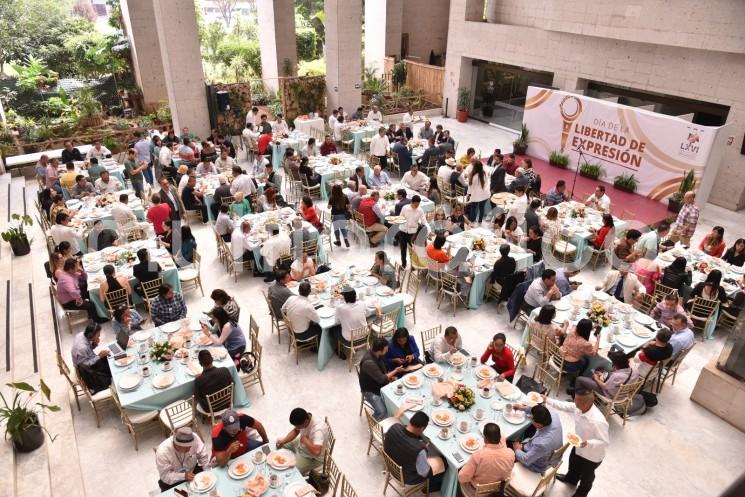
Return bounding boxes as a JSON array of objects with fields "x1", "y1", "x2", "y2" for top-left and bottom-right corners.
[
  {"x1": 667, "y1": 198, "x2": 683, "y2": 213},
  {"x1": 579, "y1": 171, "x2": 600, "y2": 180},
  {"x1": 613, "y1": 183, "x2": 636, "y2": 194},
  {"x1": 549, "y1": 160, "x2": 568, "y2": 169}
]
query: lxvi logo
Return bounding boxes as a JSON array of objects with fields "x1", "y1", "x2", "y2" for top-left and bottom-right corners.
[{"x1": 680, "y1": 126, "x2": 702, "y2": 156}]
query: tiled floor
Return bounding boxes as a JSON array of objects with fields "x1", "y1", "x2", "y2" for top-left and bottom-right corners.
[{"x1": 4, "y1": 116, "x2": 745, "y2": 497}]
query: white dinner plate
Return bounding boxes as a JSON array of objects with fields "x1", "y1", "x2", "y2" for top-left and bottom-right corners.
[
  {"x1": 475, "y1": 366, "x2": 495, "y2": 380},
  {"x1": 318, "y1": 307, "x2": 335, "y2": 319},
  {"x1": 118, "y1": 373, "x2": 141, "y2": 391},
  {"x1": 616, "y1": 336, "x2": 637, "y2": 347},
  {"x1": 403, "y1": 374, "x2": 422, "y2": 389},
  {"x1": 363, "y1": 276, "x2": 379, "y2": 286},
  {"x1": 376, "y1": 286, "x2": 394, "y2": 297},
  {"x1": 431, "y1": 410, "x2": 454, "y2": 427},
  {"x1": 422, "y1": 364, "x2": 443, "y2": 378},
  {"x1": 502, "y1": 410, "x2": 527, "y2": 425},
  {"x1": 228, "y1": 460, "x2": 254, "y2": 479},
  {"x1": 555, "y1": 300, "x2": 571, "y2": 311},
  {"x1": 459, "y1": 435, "x2": 483, "y2": 453},
  {"x1": 131, "y1": 330, "x2": 152, "y2": 342},
  {"x1": 634, "y1": 314, "x2": 654, "y2": 326},
  {"x1": 190, "y1": 471, "x2": 217, "y2": 493},
  {"x1": 160, "y1": 321, "x2": 181, "y2": 334},
  {"x1": 152, "y1": 373, "x2": 175, "y2": 389}
]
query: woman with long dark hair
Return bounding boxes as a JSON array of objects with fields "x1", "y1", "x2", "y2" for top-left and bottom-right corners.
[
  {"x1": 210, "y1": 289, "x2": 241, "y2": 322},
  {"x1": 590, "y1": 214, "x2": 615, "y2": 249},
  {"x1": 98, "y1": 264, "x2": 132, "y2": 303},
  {"x1": 328, "y1": 183, "x2": 350, "y2": 247},
  {"x1": 688, "y1": 269, "x2": 726, "y2": 305},
  {"x1": 531, "y1": 304, "x2": 568, "y2": 345},
  {"x1": 722, "y1": 238, "x2": 745, "y2": 267},
  {"x1": 466, "y1": 159, "x2": 491, "y2": 223},
  {"x1": 178, "y1": 225, "x2": 197, "y2": 265},
  {"x1": 201, "y1": 306, "x2": 247, "y2": 360},
  {"x1": 699, "y1": 226, "x2": 726, "y2": 257},
  {"x1": 661, "y1": 256, "x2": 692, "y2": 293}
]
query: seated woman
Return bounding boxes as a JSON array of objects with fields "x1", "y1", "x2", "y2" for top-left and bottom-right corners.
[
  {"x1": 503, "y1": 216, "x2": 523, "y2": 245},
  {"x1": 531, "y1": 304, "x2": 569, "y2": 346},
  {"x1": 525, "y1": 226, "x2": 543, "y2": 262},
  {"x1": 99, "y1": 264, "x2": 132, "y2": 304},
  {"x1": 687, "y1": 269, "x2": 727, "y2": 307},
  {"x1": 112, "y1": 304, "x2": 145, "y2": 345},
  {"x1": 699, "y1": 226, "x2": 726, "y2": 257},
  {"x1": 633, "y1": 257, "x2": 661, "y2": 294},
  {"x1": 158, "y1": 219, "x2": 174, "y2": 254},
  {"x1": 661, "y1": 256, "x2": 692, "y2": 295},
  {"x1": 479, "y1": 332, "x2": 516, "y2": 382},
  {"x1": 540, "y1": 207, "x2": 562, "y2": 244},
  {"x1": 431, "y1": 208, "x2": 448, "y2": 237},
  {"x1": 290, "y1": 252, "x2": 317, "y2": 281},
  {"x1": 722, "y1": 238, "x2": 745, "y2": 267},
  {"x1": 210, "y1": 289, "x2": 241, "y2": 323},
  {"x1": 491, "y1": 212, "x2": 506, "y2": 238},
  {"x1": 576, "y1": 350, "x2": 639, "y2": 398},
  {"x1": 300, "y1": 196, "x2": 322, "y2": 230},
  {"x1": 298, "y1": 156, "x2": 320, "y2": 186},
  {"x1": 384, "y1": 327, "x2": 422, "y2": 375},
  {"x1": 176, "y1": 225, "x2": 197, "y2": 266},
  {"x1": 589, "y1": 213, "x2": 615, "y2": 249},
  {"x1": 230, "y1": 191, "x2": 252, "y2": 217},
  {"x1": 446, "y1": 203, "x2": 471, "y2": 233},
  {"x1": 652, "y1": 293, "x2": 692, "y2": 328},
  {"x1": 258, "y1": 187, "x2": 279, "y2": 212},
  {"x1": 560, "y1": 319, "x2": 600, "y2": 389},
  {"x1": 634, "y1": 328, "x2": 673, "y2": 376},
  {"x1": 200, "y1": 140, "x2": 218, "y2": 164},
  {"x1": 200, "y1": 306, "x2": 246, "y2": 361}
]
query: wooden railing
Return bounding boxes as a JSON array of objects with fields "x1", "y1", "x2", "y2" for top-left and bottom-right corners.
[{"x1": 383, "y1": 57, "x2": 445, "y2": 104}]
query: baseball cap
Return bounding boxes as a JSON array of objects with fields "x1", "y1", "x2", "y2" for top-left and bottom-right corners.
[{"x1": 221, "y1": 409, "x2": 240, "y2": 432}]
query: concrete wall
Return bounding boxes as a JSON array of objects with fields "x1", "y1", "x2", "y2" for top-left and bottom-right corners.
[
  {"x1": 325, "y1": 0, "x2": 362, "y2": 110},
  {"x1": 443, "y1": 0, "x2": 745, "y2": 210},
  {"x1": 401, "y1": 0, "x2": 450, "y2": 64},
  {"x1": 257, "y1": 0, "x2": 297, "y2": 92}
]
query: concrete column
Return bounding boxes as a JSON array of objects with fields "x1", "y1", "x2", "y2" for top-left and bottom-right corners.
[
  {"x1": 325, "y1": 0, "x2": 362, "y2": 111},
  {"x1": 257, "y1": 0, "x2": 297, "y2": 92},
  {"x1": 152, "y1": 0, "x2": 210, "y2": 138},
  {"x1": 443, "y1": 55, "x2": 473, "y2": 117},
  {"x1": 364, "y1": 0, "x2": 403, "y2": 75},
  {"x1": 120, "y1": 0, "x2": 168, "y2": 111}
]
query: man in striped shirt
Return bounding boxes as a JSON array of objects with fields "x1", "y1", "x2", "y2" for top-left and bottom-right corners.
[{"x1": 669, "y1": 191, "x2": 699, "y2": 246}]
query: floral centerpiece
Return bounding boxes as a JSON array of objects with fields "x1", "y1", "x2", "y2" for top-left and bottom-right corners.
[
  {"x1": 588, "y1": 301, "x2": 611, "y2": 329},
  {"x1": 383, "y1": 191, "x2": 396, "y2": 201},
  {"x1": 329, "y1": 157, "x2": 341, "y2": 166},
  {"x1": 150, "y1": 341, "x2": 176, "y2": 362},
  {"x1": 116, "y1": 249, "x2": 136, "y2": 266},
  {"x1": 449, "y1": 385, "x2": 476, "y2": 411},
  {"x1": 570, "y1": 207, "x2": 586, "y2": 218},
  {"x1": 472, "y1": 238, "x2": 486, "y2": 251},
  {"x1": 697, "y1": 261, "x2": 711, "y2": 274}
]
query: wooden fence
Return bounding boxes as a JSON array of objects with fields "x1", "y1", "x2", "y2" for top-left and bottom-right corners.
[{"x1": 383, "y1": 57, "x2": 444, "y2": 104}]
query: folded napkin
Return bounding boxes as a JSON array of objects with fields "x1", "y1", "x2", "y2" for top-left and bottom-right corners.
[
  {"x1": 294, "y1": 484, "x2": 319, "y2": 497},
  {"x1": 432, "y1": 381, "x2": 455, "y2": 399},
  {"x1": 496, "y1": 382, "x2": 515, "y2": 397},
  {"x1": 477, "y1": 379, "x2": 491, "y2": 389}
]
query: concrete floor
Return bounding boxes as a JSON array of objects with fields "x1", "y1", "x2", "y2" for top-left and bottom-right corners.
[{"x1": 3, "y1": 116, "x2": 745, "y2": 497}]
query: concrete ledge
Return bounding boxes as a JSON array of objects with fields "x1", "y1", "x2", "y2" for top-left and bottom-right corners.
[{"x1": 690, "y1": 358, "x2": 745, "y2": 433}]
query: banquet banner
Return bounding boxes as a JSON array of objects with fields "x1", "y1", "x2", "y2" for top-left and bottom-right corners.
[{"x1": 522, "y1": 86, "x2": 720, "y2": 200}]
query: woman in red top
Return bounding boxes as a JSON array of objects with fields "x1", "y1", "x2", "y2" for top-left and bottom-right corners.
[
  {"x1": 300, "y1": 196, "x2": 322, "y2": 229},
  {"x1": 426, "y1": 234, "x2": 451, "y2": 263},
  {"x1": 590, "y1": 213, "x2": 615, "y2": 249},
  {"x1": 699, "y1": 226, "x2": 726, "y2": 257},
  {"x1": 146, "y1": 193, "x2": 172, "y2": 236},
  {"x1": 480, "y1": 333, "x2": 515, "y2": 382}
]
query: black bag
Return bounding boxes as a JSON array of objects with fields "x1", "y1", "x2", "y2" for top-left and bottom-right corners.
[
  {"x1": 515, "y1": 375, "x2": 547, "y2": 395},
  {"x1": 640, "y1": 390, "x2": 658, "y2": 408},
  {"x1": 238, "y1": 351, "x2": 257, "y2": 374},
  {"x1": 307, "y1": 469, "x2": 330, "y2": 494}
]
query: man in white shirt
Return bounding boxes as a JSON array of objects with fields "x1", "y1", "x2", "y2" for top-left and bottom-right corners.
[
  {"x1": 334, "y1": 287, "x2": 368, "y2": 344},
  {"x1": 301, "y1": 138, "x2": 318, "y2": 158},
  {"x1": 370, "y1": 126, "x2": 390, "y2": 169},
  {"x1": 427, "y1": 326, "x2": 463, "y2": 363},
  {"x1": 437, "y1": 161, "x2": 454, "y2": 182},
  {"x1": 399, "y1": 195, "x2": 427, "y2": 267},
  {"x1": 367, "y1": 105, "x2": 383, "y2": 123},
  {"x1": 86, "y1": 141, "x2": 111, "y2": 161},
  {"x1": 155, "y1": 427, "x2": 210, "y2": 492},
  {"x1": 328, "y1": 109, "x2": 339, "y2": 130},
  {"x1": 94, "y1": 170, "x2": 122, "y2": 194},
  {"x1": 281, "y1": 283, "x2": 322, "y2": 341},
  {"x1": 585, "y1": 185, "x2": 611, "y2": 214},
  {"x1": 111, "y1": 193, "x2": 149, "y2": 232},
  {"x1": 50, "y1": 213, "x2": 85, "y2": 253},
  {"x1": 333, "y1": 115, "x2": 348, "y2": 141},
  {"x1": 508, "y1": 186, "x2": 528, "y2": 226},
  {"x1": 214, "y1": 149, "x2": 236, "y2": 172},
  {"x1": 231, "y1": 220, "x2": 260, "y2": 264},
  {"x1": 367, "y1": 165, "x2": 391, "y2": 188},
  {"x1": 242, "y1": 124, "x2": 260, "y2": 165},
  {"x1": 273, "y1": 114, "x2": 290, "y2": 135},
  {"x1": 546, "y1": 390, "x2": 609, "y2": 497},
  {"x1": 215, "y1": 204, "x2": 234, "y2": 241},
  {"x1": 260, "y1": 224, "x2": 291, "y2": 280},
  {"x1": 230, "y1": 166, "x2": 257, "y2": 197},
  {"x1": 524, "y1": 269, "x2": 562, "y2": 308},
  {"x1": 401, "y1": 163, "x2": 429, "y2": 195},
  {"x1": 158, "y1": 142, "x2": 173, "y2": 169},
  {"x1": 245, "y1": 106, "x2": 259, "y2": 127},
  {"x1": 276, "y1": 407, "x2": 327, "y2": 475}
]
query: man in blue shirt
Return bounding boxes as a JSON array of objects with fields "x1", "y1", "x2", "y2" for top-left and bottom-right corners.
[
  {"x1": 668, "y1": 313, "x2": 694, "y2": 356},
  {"x1": 512, "y1": 404, "x2": 563, "y2": 473}
]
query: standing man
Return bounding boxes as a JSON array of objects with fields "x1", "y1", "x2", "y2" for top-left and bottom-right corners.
[
  {"x1": 245, "y1": 106, "x2": 259, "y2": 128},
  {"x1": 392, "y1": 137, "x2": 413, "y2": 174},
  {"x1": 669, "y1": 191, "x2": 699, "y2": 246},
  {"x1": 158, "y1": 176, "x2": 184, "y2": 221},
  {"x1": 134, "y1": 131, "x2": 154, "y2": 185},
  {"x1": 370, "y1": 126, "x2": 390, "y2": 169},
  {"x1": 124, "y1": 147, "x2": 148, "y2": 199},
  {"x1": 398, "y1": 195, "x2": 427, "y2": 267},
  {"x1": 547, "y1": 390, "x2": 609, "y2": 497}
]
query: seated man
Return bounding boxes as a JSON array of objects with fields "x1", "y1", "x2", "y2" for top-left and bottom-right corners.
[
  {"x1": 132, "y1": 248, "x2": 163, "y2": 296},
  {"x1": 268, "y1": 269, "x2": 293, "y2": 318},
  {"x1": 70, "y1": 323, "x2": 111, "y2": 393},
  {"x1": 182, "y1": 176, "x2": 208, "y2": 222},
  {"x1": 71, "y1": 175, "x2": 95, "y2": 199},
  {"x1": 156, "y1": 427, "x2": 210, "y2": 491},
  {"x1": 510, "y1": 404, "x2": 563, "y2": 474},
  {"x1": 427, "y1": 326, "x2": 462, "y2": 363},
  {"x1": 333, "y1": 286, "x2": 368, "y2": 352},
  {"x1": 193, "y1": 349, "x2": 233, "y2": 411},
  {"x1": 276, "y1": 408, "x2": 328, "y2": 475},
  {"x1": 212, "y1": 409, "x2": 269, "y2": 466},
  {"x1": 281, "y1": 282, "x2": 321, "y2": 341},
  {"x1": 88, "y1": 220, "x2": 119, "y2": 251},
  {"x1": 360, "y1": 337, "x2": 405, "y2": 419},
  {"x1": 384, "y1": 411, "x2": 446, "y2": 492},
  {"x1": 215, "y1": 204, "x2": 233, "y2": 242},
  {"x1": 576, "y1": 350, "x2": 639, "y2": 398},
  {"x1": 668, "y1": 313, "x2": 695, "y2": 357},
  {"x1": 651, "y1": 293, "x2": 693, "y2": 328},
  {"x1": 614, "y1": 229, "x2": 642, "y2": 263},
  {"x1": 150, "y1": 283, "x2": 188, "y2": 326},
  {"x1": 370, "y1": 251, "x2": 396, "y2": 289},
  {"x1": 368, "y1": 165, "x2": 391, "y2": 188},
  {"x1": 358, "y1": 191, "x2": 388, "y2": 246},
  {"x1": 231, "y1": 220, "x2": 260, "y2": 265},
  {"x1": 524, "y1": 269, "x2": 562, "y2": 308},
  {"x1": 458, "y1": 423, "x2": 515, "y2": 496},
  {"x1": 401, "y1": 163, "x2": 429, "y2": 195},
  {"x1": 95, "y1": 170, "x2": 122, "y2": 194},
  {"x1": 596, "y1": 264, "x2": 644, "y2": 304},
  {"x1": 585, "y1": 185, "x2": 611, "y2": 213}
]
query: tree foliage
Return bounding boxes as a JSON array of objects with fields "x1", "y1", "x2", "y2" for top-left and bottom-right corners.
[{"x1": 0, "y1": 0, "x2": 73, "y2": 69}]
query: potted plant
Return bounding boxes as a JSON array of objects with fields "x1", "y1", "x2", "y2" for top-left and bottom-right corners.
[
  {"x1": 548, "y1": 150, "x2": 569, "y2": 169},
  {"x1": 0, "y1": 380, "x2": 59, "y2": 453},
  {"x1": 1, "y1": 213, "x2": 33, "y2": 256},
  {"x1": 76, "y1": 88, "x2": 104, "y2": 127},
  {"x1": 512, "y1": 124, "x2": 529, "y2": 154},
  {"x1": 391, "y1": 61, "x2": 407, "y2": 91},
  {"x1": 579, "y1": 162, "x2": 604, "y2": 180},
  {"x1": 667, "y1": 170, "x2": 697, "y2": 213},
  {"x1": 456, "y1": 87, "x2": 471, "y2": 123},
  {"x1": 613, "y1": 173, "x2": 639, "y2": 193}
]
